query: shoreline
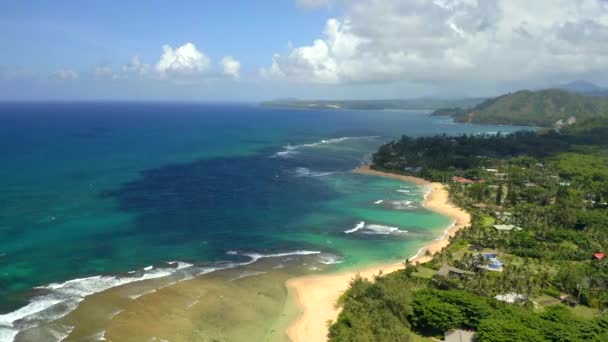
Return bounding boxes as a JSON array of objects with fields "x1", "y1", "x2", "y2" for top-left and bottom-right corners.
[{"x1": 285, "y1": 165, "x2": 471, "y2": 342}]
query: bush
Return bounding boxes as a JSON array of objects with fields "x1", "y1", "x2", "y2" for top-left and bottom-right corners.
[{"x1": 543, "y1": 288, "x2": 561, "y2": 298}]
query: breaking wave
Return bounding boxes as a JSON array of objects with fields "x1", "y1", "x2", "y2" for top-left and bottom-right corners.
[
  {"x1": 344, "y1": 221, "x2": 366, "y2": 234},
  {"x1": 0, "y1": 249, "x2": 320, "y2": 342},
  {"x1": 344, "y1": 221, "x2": 408, "y2": 235},
  {"x1": 292, "y1": 167, "x2": 337, "y2": 178},
  {"x1": 272, "y1": 136, "x2": 378, "y2": 158},
  {"x1": 391, "y1": 200, "x2": 417, "y2": 210}
]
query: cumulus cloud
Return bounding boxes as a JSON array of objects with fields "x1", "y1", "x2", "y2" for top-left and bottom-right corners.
[
  {"x1": 51, "y1": 69, "x2": 79, "y2": 81},
  {"x1": 94, "y1": 64, "x2": 114, "y2": 79},
  {"x1": 266, "y1": 0, "x2": 608, "y2": 85},
  {"x1": 156, "y1": 42, "x2": 210, "y2": 75},
  {"x1": 221, "y1": 56, "x2": 241, "y2": 79},
  {"x1": 122, "y1": 56, "x2": 150, "y2": 75}
]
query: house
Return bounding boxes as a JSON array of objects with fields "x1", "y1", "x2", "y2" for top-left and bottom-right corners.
[
  {"x1": 444, "y1": 329, "x2": 477, "y2": 342},
  {"x1": 493, "y1": 224, "x2": 522, "y2": 232},
  {"x1": 452, "y1": 176, "x2": 476, "y2": 184},
  {"x1": 478, "y1": 253, "x2": 504, "y2": 272},
  {"x1": 494, "y1": 172, "x2": 507, "y2": 180},
  {"x1": 593, "y1": 252, "x2": 606, "y2": 260},
  {"x1": 492, "y1": 211, "x2": 512, "y2": 222},
  {"x1": 485, "y1": 168, "x2": 499, "y2": 172},
  {"x1": 495, "y1": 293, "x2": 528, "y2": 304}
]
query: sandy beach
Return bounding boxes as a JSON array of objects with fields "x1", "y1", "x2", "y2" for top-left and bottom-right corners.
[{"x1": 285, "y1": 165, "x2": 471, "y2": 342}]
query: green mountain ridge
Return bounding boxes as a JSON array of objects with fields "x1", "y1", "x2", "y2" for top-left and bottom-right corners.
[{"x1": 433, "y1": 89, "x2": 608, "y2": 127}]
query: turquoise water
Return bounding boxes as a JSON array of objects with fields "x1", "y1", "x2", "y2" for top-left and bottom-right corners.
[{"x1": 0, "y1": 102, "x2": 524, "y2": 338}]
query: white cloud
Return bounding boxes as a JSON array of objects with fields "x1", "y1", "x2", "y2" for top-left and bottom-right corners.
[
  {"x1": 94, "y1": 64, "x2": 114, "y2": 79},
  {"x1": 268, "y1": 0, "x2": 608, "y2": 86},
  {"x1": 122, "y1": 56, "x2": 150, "y2": 75},
  {"x1": 221, "y1": 56, "x2": 241, "y2": 79},
  {"x1": 156, "y1": 42, "x2": 210, "y2": 75},
  {"x1": 51, "y1": 69, "x2": 79, "y2": 81}
]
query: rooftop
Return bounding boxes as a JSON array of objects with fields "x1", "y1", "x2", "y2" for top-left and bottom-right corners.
[
  {"x1": 493, "y1": 224, "x2": 522, "y2": 231},
  {"x1": 444, "y1": 329, "x2": 476, "y2": 342}
]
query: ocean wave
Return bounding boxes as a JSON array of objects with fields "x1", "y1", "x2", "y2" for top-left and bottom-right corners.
[
  {"x1": 391, "y1": 200, "x2": 417, "y2": 210},
  {"x1": 344, "y1": 222, "x2": 408, "y2": 235},
  {"x1": 363, "y1": 224, "x2": 408, "y2": 235},
  {"x1": 229, "y1": 271, "x2": 267, "y2": 282},
  {"x1": 373, "y1": 200, "x2": 384, "y2": 204},
  {"x1": 167, "y1": 261, "x2": 195, "y2": 270},
  {"x1": 0, "y1": 263, "x2": 213, "y2": 342},
  {"x1": 128, "y1": 289, "x2": 157, "y2": 300},
  {"x1": 317, "y1": 253, "x2": 344, "y2": 265},
  {"x1": 0, "y1": 249, "x2": 326, "y2": 341},
  {"x1": 240, "y1": 250, "x2": 322, "y2": 264},
  {"x1": 344, "y1": 221, "x2": 365, "y2": 234},
  {"x1": 396, "y1": 189, "x2": 411, "y2": 194},
  {"x1": 292, "y1": 167, "x2": 336, "y2": 178},
  {"x1": 272, "y1": 136, "x2": 378, "y2": 158}
]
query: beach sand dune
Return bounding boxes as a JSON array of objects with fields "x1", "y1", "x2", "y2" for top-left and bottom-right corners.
[{"x1": 285, "y1": 166, "x2": 471, "y2": 342}]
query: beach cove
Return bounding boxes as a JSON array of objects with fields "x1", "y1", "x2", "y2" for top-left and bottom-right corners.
[
  {"x1": 0, "y1": 103, "x2": 517, "y2": 341},
  {"x1": 286, "y1": 165, "x2": 471, "y2": 342}
]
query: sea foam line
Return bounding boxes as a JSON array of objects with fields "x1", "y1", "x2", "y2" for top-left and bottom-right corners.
[
  {"x1": 293, "y1": 167, "x2": 337, "y2": 178},
  {"x1": 0, "y1": 249, "x2": 327, "y2": 342},
  {"x1": 344, "y1": 221, "x2": 408, "y2": 235},
  {"x1": 272, "y1": 136, "x2": 378, "y2": 158},
  {"x1": 344, "y1": 221, "x2": 365, "y2": 234}
]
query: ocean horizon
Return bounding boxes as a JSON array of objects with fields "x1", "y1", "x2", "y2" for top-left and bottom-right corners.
[{"x1": 0, "y1": 102, "x2": 525, "y2": 340}]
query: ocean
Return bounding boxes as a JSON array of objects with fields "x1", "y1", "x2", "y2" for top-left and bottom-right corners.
[{"x1": 0, "y1": 102, "x2": 524, "y2": 340}]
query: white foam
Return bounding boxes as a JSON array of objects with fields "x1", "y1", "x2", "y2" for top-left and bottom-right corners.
[
  {"x1": 108, "y1": 308, "x2": 124, "y2": 319},
  {"x1": 317, "y1": 254, "x2": 344, "y2": 265},
  {"x1": 0, "y1": 265, "x2": 189, "y2": 342},
  {"x1": 56, "y1": 325, "x2": 75, "y2": 342},
  {"x1": 397, "y1": 189, "x2": 410, "y2": 194},
  {"x1": 226, "y1": 250, "x2": 238, "y2": 255},
  {"x1": 409, "y1": 246, "x2": 428, "y2": 261},
  {"x1": 129, "y1": 289, "x2": 157, "y2": 300},
  {"x1": 436, "y1": 220, "x2": 457, "y2": 240},
  {"x1": 241, "y1": 250, "x2": 322, "y2": 264},
  {"x1": 373, "y1": 200, "x2": 384, "y2": 204},
  {"x1": 293, "y1": 167, "x2": 336, "y2": 178},
  {"x1": 364, "y1": 224, "x2": 408, "y2": 235},
  {"x1": 93, "y1": 330, "x2": 106, "y2": 341},
  {"x1": 168, "y1": 261, "x2": 194, "y2": 270},
  {"x1": 229, "y1": 271, "x2": 266, "y2": 282},
  {"x1": 273, "y1": 136, "x2": 378, "y2": 158},
  {"x1": 186, "y1": 300, "x2": 199, "y2": 310},
  {"x1": 391, "y1": 200, "x2": 416, "y2": 210},
  {"x1": 0, "y1": 248, "x2": 327, "y2": 341},
  {"x1": 344, "y1": 221, "x2": 365, "y2": 234}
]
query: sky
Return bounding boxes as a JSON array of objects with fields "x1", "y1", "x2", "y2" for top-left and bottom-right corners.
[{"x1": 1, "y1": 0, "x2": 608, "y2": 101}]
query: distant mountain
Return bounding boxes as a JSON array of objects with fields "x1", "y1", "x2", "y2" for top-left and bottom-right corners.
[
  {"x1": 260, "y1": 98, "x2": 486, "y2": 111},
  {"x1": 432, "y1": 89, "x2": 608, "y2": 127},
  {"x1": 555, "y1": 80, "x2": 608, "y2": 97}
]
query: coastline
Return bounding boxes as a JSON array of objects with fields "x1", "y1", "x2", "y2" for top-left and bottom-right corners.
[{"x1": 285, "y1": 165, "x2": 471, "y2": 342}]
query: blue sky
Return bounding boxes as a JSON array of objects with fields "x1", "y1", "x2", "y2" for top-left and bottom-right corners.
[{"x1": 1, "y1": 0, "x2": 608, "y2": 100}]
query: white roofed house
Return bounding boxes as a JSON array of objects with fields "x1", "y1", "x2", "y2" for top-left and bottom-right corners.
[
  {"x1": 494, "y1": 293, "x2": 528, "y2": 304},
  {"x1": 444, "y1": 329, "x2": 477, "y2": 342},
  {"x1": 493, "y1": 224, "x2": 522, "y2": 232}
]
